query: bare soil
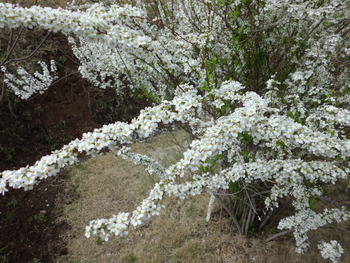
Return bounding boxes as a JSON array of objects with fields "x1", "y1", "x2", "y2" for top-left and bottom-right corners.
[{"x1": 0, "y1": 33, "x2": 151, "y2": 263}]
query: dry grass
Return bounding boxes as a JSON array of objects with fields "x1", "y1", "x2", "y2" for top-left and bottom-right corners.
[
  {"x1": 7, "y1": 0, "x2": 86, "y2": 8},
  {"x1": 5, "y1": 0, "x2": 65, "y2": 8},
  {"x1": 56, "y1": 129, "x2": 350, "y2": 263}
]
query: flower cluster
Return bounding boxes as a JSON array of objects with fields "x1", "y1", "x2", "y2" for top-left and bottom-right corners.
[
  {"x1": 318, "y1": 240, "x2": 344, "y2": 263},
  {"x1": 278, "y1": 185, "x2": 350, "y2": 254},
  {"x1": 85, "y1": 212, "x2": 130, "y2": 241},
  {"x1": 0, "y1": 85, "x2": 202, "y2": 195},
  {"x1": 1, "y1": 60, "x2": 57, "y2": 100},
  {"x1": 117, "y1": 146, "x2": 165, "y2": 178},
  {"x1": 0, "y1": 2, "x2": 151, "y2": 48}
]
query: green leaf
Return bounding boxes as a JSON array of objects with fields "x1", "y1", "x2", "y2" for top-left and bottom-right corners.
[
  {"x1": 229, "y1": 181, "x2": 240, "y2": 194},
  {"x1": 276, "y1": 140, "x2": 286, "y2": 147},
  {"x1": 309, "y1": 196, "x2": 319, "y2": 211}
]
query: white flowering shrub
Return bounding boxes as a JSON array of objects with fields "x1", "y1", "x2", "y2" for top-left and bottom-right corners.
[
  {"x1": 1, "y1": 60, "x2": 58, "y2": 100},
  {"x1": 0, "y1": 0, "x2": 349, "y2": 261}
]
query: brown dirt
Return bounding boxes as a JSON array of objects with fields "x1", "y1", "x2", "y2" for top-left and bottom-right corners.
[{"x1": 0, "y1": 32, "x2": 151, "y2": 263}]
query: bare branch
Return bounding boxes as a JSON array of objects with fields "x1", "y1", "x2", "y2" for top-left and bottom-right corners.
[
  {"x1": 2, "y1": 31, "x2": 50, "y2": 67},
  {"x1": 215, "y1": 194, "x2": 243, "y2": 235},
  {"x1": 266, "y1": 230, "x2": 293, "y2": 243},
  {"x1": 0, "y1": 28, "x2": 25, "y2": 67}
]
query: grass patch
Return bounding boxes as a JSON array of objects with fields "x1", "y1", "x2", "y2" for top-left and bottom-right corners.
[
  {"x1": 57, "y1": 130, "x2": 350, "y2": 262},
  {"x1": 29, "y1": 213, "x2": 49, "y2": 224}
]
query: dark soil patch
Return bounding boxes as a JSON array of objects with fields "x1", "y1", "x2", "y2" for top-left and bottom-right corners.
[
  {"x1": 0, "y1": 32, "x2": 151, "y2": 263},
  {"x1": 0, "y1": 175, "x2": 70, "y2": 263}
]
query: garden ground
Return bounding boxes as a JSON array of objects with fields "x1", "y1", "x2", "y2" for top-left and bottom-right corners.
[{"x1": 0, "y1": 18, "x2": 349, "y2": 263}]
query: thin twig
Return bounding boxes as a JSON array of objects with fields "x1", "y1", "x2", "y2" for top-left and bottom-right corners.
[
  {"x1": 219, "y1": 205, "x2": 223, "y2": 231},
  {"x1": 215, "y1": 194, "x2": 242, "y2": 235},
  {"x1": 169, "y1": 129, "x2": 187, "y2": 151},
  {"x1": 258, "y1": 208, "x2": 274, "y2": 231},
  {"x1": 51, "y1": 70, "x2": 80, "y2": 87},
  {"x1": 116, "y1": 48, "x2": 135, "y2": 88},
  {"x1": 335, "y1": 19, "x2": 350, "y2": 34},
  {"x1": 2, "y1": 31, "x2": 50, "y2": 67},
  {"x1": 0, "y1": 28, "x2": 24, "y2": 67},
  {"x1": 308, "y1": 18, "x2": 326, "y2": 36},
  {"x1": 244, "y1": 206, "x2": 252, "y2": 235},
  {"x1": 266, "y1": 229, "x2": 293, "y2": 243},
  {"x1": 245, "y1": 188, "x2": 258, "y2": 216},
  {"x1": 321, "y1": 225, "x2": 350, "y2": 235},
  {"x1": 0, "y1": 81, "x2": 6, "y2": 105}
]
